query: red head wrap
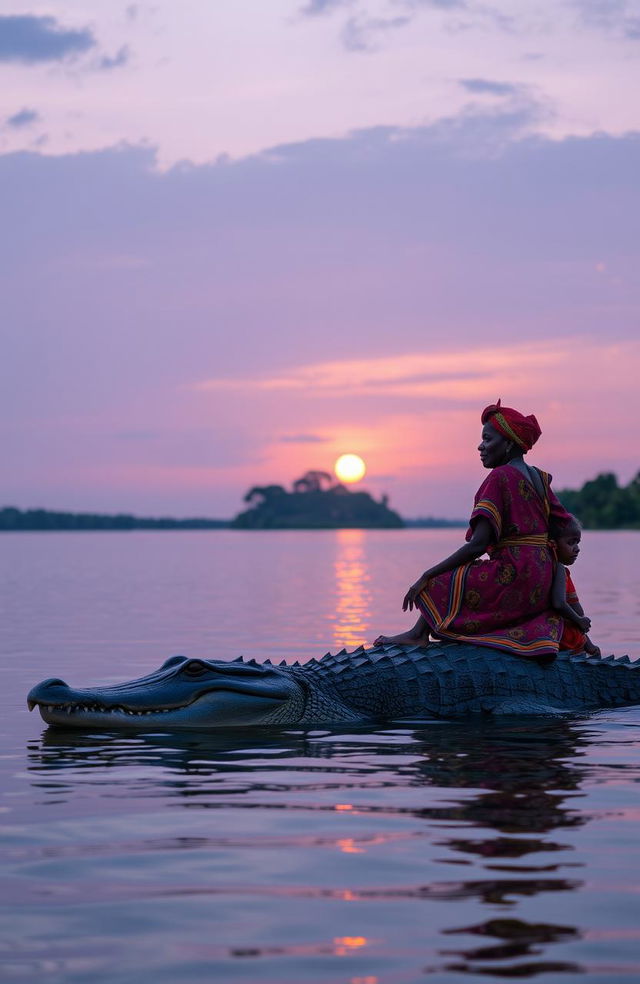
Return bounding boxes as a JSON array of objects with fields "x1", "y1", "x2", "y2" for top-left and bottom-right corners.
[{"x1": 481, "y1": 399, "x2": 541, "y2": 452}]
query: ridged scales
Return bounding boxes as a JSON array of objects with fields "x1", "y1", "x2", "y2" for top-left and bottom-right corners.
[{"x1": 285, "y1": 642, "x2": 640, "y2": 719}]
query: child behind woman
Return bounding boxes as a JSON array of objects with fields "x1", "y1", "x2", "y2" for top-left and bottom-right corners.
[{"x1": 550, "y1": 515, "x2": 600, "y2": 656}]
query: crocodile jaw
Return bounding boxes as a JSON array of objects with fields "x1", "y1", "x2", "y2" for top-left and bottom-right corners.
[{"x1": 30, "y1": 689, "x2": 293, "y2": 729}]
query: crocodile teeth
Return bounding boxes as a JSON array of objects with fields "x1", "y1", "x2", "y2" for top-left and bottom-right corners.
[{"x1": 41, "y1": 700, "x2": 178, "y2": 719}]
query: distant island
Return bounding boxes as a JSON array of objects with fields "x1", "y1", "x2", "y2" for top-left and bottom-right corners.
[
  {"x1": 556, "y1": 470, "x2": 640, "y2": 529},
  {"x1": 231, "y1": 471, "x2": 404, "y2": 529}
]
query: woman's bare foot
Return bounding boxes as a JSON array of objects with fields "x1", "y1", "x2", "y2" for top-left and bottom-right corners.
[
  {"x1": 374, "y1": 614, "x2": 430, "y2": 648},
  {"x1": 373, "y1": 630, "x2": 431, "y2": 647}
]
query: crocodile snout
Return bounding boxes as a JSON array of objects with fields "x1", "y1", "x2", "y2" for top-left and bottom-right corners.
[{"x1": 27, "y1": 678, "x2": 69, "y2": 711}]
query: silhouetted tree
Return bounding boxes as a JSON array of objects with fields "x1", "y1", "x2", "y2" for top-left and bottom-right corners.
[
  {"x1": 556, "y1": 470, "x2": 640, "y2": 529},
  {"x1": 243, "y1": 485, "x2": 287, "y2": 504},
  {"x1": 292, "y1": 470, "x2": 332, "y2": 494},
  {"x1": 232, "y1": 473, "x2": 404, "y2": 528}
]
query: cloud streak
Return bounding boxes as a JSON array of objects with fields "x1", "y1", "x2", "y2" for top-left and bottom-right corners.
[
  {"x1": 191, "y1": 342, "x2": 572, "y2": 398},
  {"x1": 299, "y1": 0, "x2": 354, "y2": 14},
  {"x1": 5, "y1": 108, "x2": 39, "y2": 128},
  {"x1": 341, "y1": 15, "x2": 411, "y2": 50},
  {"x1": 459, "y1": 78, "x2": 519, "y2": 95},
  {"x1": 0, "y1": 15, "x2": 95, "y2": 63},
  {"x1": 573, "y1": 0, "x2": 640, "y2": 39},
  {"x1": 279, "y1": 434, "x2": 329, "y2": 443},
  {"x1": 96, "y1": 46, "x2": 130, "y2": 71}
]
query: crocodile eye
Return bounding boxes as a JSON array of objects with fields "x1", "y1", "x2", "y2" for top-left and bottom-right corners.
[
  {"x1": 182, "y1": 660, "x2": 208, "y2": 676},
  {"x1": 162, "y1": 655, "x2": 186, "y2": 669}
]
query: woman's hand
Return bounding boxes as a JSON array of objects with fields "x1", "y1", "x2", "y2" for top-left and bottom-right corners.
[
  {"x1": 576, "y1": 615, "x2": 591, "y2": 633},
  {"x1": 398, "y1": 520, "x2": 493, "y2": 614},
  {"x1": 403, "y1": 577, "x2": 427, "y2": 612}
]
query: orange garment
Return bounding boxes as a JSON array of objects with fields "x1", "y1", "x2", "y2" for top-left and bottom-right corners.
[{"x1": 559, "y1": 568, "x2": 587, "y2": 652}]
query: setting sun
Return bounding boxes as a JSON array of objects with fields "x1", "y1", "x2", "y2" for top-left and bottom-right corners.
[{"x1": 334, "y1": 453, "x2": 366, "y2": 484}]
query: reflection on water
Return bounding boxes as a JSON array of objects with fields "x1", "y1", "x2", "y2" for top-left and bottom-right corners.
[
  {"x1": 3, "y1": 531, "x2": 640, "y2": 982},
  {"x1": 5, "y1": 719, "x2": 608, "y2": 979},
  {"x1": 5, "y1": 730, "x2": 640, "y2": 982},
  {"x1": 441, "y1": 917, "x2": 581, "y2": 977},
  {"x1": 332, "y1": 530, "x2": 372, "y2": 650}
]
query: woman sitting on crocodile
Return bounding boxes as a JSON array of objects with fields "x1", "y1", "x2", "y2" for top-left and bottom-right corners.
[{"x1": 374, "y1": 401, "x2": 572, "y2": 661}]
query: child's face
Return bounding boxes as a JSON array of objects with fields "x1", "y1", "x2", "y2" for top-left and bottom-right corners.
[{"x1": 557, "y1": 530, "x2": 581, "y2": 565}]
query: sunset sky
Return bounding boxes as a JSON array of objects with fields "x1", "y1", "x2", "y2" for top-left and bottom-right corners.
[{"x1": 2, "y1": 1, "x2": 639, "y2": 518}]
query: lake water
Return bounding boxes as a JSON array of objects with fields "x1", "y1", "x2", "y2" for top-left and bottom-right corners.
[{"x1": 2, "y1": 529, "x2": 640, "y2": 983}]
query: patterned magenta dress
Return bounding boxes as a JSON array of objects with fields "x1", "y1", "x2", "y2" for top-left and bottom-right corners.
[{"x1": 417, "y1": 464, "x2": 570, "y2": 660}]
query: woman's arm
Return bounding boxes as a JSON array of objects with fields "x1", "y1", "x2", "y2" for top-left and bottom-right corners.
[{"x1": 402, "y1": 517, "x2": 494, "y2": 612}]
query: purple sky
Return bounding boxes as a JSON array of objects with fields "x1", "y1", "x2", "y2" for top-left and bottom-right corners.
[{"x1": 2, "y1": 2, "x2": 639, "y2": 518}]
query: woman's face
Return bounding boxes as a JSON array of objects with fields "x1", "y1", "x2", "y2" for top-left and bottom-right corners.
[{"x1": 478, "y1": 421, "x2": 510, "y2": 469}]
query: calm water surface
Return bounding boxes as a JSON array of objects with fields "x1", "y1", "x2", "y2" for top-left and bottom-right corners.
[{"x1": 2, "y1": 530, "x2": 640, "y2": 983}]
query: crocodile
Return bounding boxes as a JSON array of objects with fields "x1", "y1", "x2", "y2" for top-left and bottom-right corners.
[{"x1": 27, "y1": 641, "x2": 640, "y2": 729}]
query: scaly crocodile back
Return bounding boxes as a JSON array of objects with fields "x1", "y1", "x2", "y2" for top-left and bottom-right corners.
[{"x1": 289, "y1": 642, "x2": 640, "y2": 717}]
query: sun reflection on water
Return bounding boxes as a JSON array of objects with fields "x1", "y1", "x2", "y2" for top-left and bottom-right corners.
[
  {"x1": 337, "y1": 838, "x2": 364, "y2": 854},
  {"x1": 331, "y1": 530, "x2": 372, "y2": 650},
  {"x1": 334, "y1": 936, "x2": 370, "y2": 956}
]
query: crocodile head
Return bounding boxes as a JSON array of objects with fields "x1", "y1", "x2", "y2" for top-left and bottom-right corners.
[{"x1": 27, "y1": 655, "x2": 306, "y2": 729}]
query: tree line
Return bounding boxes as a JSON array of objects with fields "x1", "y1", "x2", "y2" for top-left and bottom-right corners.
[
  {"x1": 0, "y1": 507, "x2": 229, "y2": 531},
  {"x1": 557, "y1": 471, "x2": 640, "y2": 529}
]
